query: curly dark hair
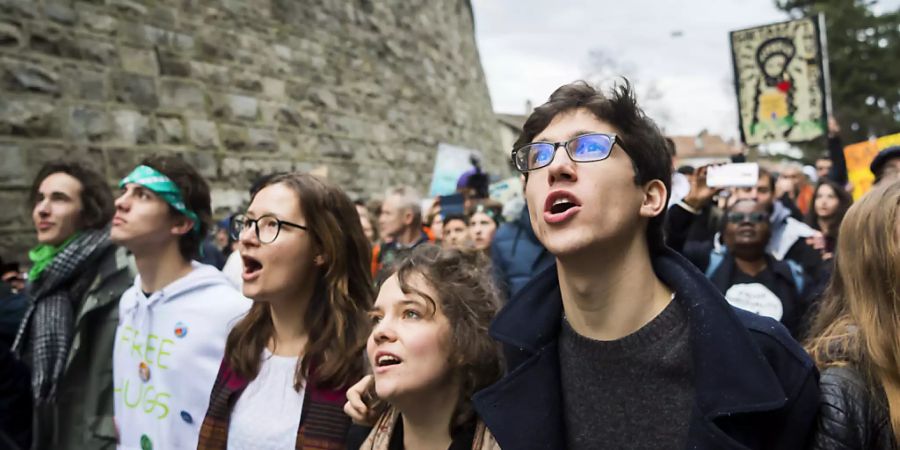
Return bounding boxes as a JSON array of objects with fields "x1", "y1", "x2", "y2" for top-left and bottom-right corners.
[
  {"x1": 29, "y1": 161, "x2": 114, "y2": 231},
  {"x1": 392, "y1": 245, "x2": 504, "y2": 432}
]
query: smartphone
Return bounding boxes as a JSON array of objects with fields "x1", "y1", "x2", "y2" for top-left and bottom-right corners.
[
  {"x1": 706, "y1": 163, "x2": 759, "y2": 188},
  {"x1": 438, "y1": 193, "x2": 465, "y2": 217}
]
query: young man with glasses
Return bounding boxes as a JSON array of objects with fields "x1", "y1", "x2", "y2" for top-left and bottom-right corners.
[
  {"x1": 110, "y1": 156, "x2": 249, "y2": 450},
  {"x1": 471, "y1": 81, "x2": 819, "y2": 449}
]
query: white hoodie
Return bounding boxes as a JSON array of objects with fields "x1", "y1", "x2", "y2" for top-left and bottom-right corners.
[{"x1": 113, "y1": 262, "x2": 250, "y2": 450}]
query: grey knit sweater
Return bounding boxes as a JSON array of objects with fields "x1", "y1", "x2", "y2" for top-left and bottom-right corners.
[{"x1": 559, "y1": 297, "x2": 694, "y2": 450}]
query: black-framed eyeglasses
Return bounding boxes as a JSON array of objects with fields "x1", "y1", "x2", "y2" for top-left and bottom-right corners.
[
  {"x1": 511, "y1": 132, "x2": 625, "y2": 172},
  {"x1": 726, "y1": 211, "x2": 769, "y2": 224},
  {"x1": 229, "y1": 214, "x2": 307, "y2": 244}
]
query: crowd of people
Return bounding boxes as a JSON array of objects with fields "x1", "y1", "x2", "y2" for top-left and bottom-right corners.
[{"x1": 0, "y1": 79, "x2": 898, "y2": 450}]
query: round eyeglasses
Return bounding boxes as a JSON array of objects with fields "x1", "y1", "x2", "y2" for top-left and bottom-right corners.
[
  {"x1": 229, "y1": 214, "x2": 307, "y2": 244},
  {"x1": 511, "y1": 132, "x2": 624, "y2": 172}
]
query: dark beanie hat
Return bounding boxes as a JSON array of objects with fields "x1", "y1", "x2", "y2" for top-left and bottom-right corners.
[{"x1": 870, "y1": 145, "x2": 900, "y2": 181}]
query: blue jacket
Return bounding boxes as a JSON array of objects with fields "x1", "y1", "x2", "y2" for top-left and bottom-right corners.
[
  {"x1": 490, "y1": 208, "x2": 553, "y2": 301},
  {"x1": 473, "y1": 247, "x2": 819, "y2": 449}
]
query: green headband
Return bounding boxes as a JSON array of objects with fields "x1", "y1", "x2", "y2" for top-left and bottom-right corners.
[
  {"x1": 119, "y1": 165, "x2": 201, "y2": 234},
  {"x1": 474, "y1": 204, "x2": 500, "y2": 224}
]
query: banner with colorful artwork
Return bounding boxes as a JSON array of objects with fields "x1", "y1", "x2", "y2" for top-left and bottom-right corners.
[
  {"x1": 730, "y1": 16, "x2": 828, "y2": 145},
  {"x1": 844, "y1": 132, "x2": 900, "y2": 200}
]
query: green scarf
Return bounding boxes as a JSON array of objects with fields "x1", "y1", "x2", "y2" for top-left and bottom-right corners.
[{"x1": 28, "y1": 233, "x2": 80, "y2": 282}]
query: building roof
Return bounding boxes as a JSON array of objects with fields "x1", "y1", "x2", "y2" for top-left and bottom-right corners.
[
  {"x1": 669, "y1": 132, "x2": 736, "y2": 158},
  {"x1": 496, "y1": 113, "x2": 527, "y2": 131}
]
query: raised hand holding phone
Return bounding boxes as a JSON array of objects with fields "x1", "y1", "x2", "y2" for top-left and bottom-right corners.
[
  {"x1": 682, "y1": 165, "x2": 720, "y2": 210},
  {"x1": 706, "y1": 163, "x2": 759, "y2": 188}
]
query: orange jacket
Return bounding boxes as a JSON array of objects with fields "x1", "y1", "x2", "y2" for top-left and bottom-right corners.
[{"x1": 796, "y1": 184, "x2": 814, "y2": 216}]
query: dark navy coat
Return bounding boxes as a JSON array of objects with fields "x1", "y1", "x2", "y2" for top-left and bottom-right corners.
[
  {"x1": 490, "y1": 207, "x2": 553, "y2": 301},
  {"x1": 473, "y1": 247, "x2": 819, "y2": 449}
]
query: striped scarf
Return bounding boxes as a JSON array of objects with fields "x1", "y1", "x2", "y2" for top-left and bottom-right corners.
[{"x1": 198, "y1": 358, "x2": 351, "y2": 449}]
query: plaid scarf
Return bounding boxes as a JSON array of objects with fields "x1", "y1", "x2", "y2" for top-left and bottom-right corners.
[
  {"x1": 12, "y1": 226, "x2": 112, "y2": 403},
  {"x1": 198, "y1": 358, "x2": 351, "y2": 449}
]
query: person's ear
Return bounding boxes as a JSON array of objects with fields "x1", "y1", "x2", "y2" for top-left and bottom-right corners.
[
  {"x1": 639, "y1": 179, "x2": 667, "y2": 219},
  {"x1": 313, "y1": 253, "x2": 326, "y2": 267},
  {"x1": 402, "y1": 209, "x2": 414, "y2": 226},
  {"x1": 170, "y1": 216, "x2": 195, "y2": 237}
]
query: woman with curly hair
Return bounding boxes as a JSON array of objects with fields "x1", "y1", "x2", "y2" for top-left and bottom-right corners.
[{"x1": 344, "y1": 245, "x2": 503, "y2": 449}]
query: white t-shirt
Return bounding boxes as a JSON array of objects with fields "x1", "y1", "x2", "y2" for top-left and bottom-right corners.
[
  {"x1": 227, "y1": 350, "x2": 306, "y2": 449},
  {"x1": 724, "y1": 283, "x2": 784, "y2": 321}
]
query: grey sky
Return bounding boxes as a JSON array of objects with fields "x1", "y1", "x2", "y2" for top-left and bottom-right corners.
[{"x1": 472, "y1": 0, "x2": 899, "y2": 139}]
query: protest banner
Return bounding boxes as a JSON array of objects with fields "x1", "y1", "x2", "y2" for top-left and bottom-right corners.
[
  {"x1": 489, "y1": 176, "x2": 524, "y2": 221},
  {"x1": 428, "y1": 143, "x2": 481, "y2": 197},
  {"x1": 731, "y1": 15, "x2": 829, "y2": 145},
  {"x1": 489, "y1": 176, "x2": 523, "y2": 206}
]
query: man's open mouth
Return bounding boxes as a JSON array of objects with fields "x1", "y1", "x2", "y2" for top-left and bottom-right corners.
[
  {"x1": 549, "y1": 197, "x2": 578, "y2": 214},
  {"x1": 544, "y1": 190, "x2": 582, "y2": 214}
]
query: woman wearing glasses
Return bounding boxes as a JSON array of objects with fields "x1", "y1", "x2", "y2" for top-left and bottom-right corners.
[
  {"x1": 198, "y1": 172, "x2": 374, "y2": 449},
  {"x1": 683, "y1": 198, "x2": 808, "y2": 338}
]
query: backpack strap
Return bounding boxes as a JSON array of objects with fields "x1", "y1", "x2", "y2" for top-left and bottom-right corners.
[
  {"x1": 785, "y1": 259, "x2": 805, "y2": 294},
  {"x1": 705, "y1": 250, "x2": 725, "y2": 279}
]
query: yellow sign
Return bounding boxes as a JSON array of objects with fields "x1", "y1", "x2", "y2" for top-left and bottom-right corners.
[{"x1": 844, "y1": 132, "x2": 900, "y2": 200}]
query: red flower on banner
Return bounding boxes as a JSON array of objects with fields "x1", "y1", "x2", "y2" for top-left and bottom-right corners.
[{"x1": 777, "y1": 81, "x2": 791, "y2": 93}]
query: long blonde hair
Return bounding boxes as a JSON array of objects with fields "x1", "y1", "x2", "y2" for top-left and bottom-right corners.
[{"x1": 805, "y1": 181, "x2": 900, "y2": 442}]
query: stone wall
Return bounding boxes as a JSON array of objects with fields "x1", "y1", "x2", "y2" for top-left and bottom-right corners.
[{"x1": 0, "y1": 0, "x2": 504, "y2": 260}]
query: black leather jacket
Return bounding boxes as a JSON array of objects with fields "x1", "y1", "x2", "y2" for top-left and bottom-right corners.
[{"x1": 812, "y1": 365, "x2": 897, "y2": 449}]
